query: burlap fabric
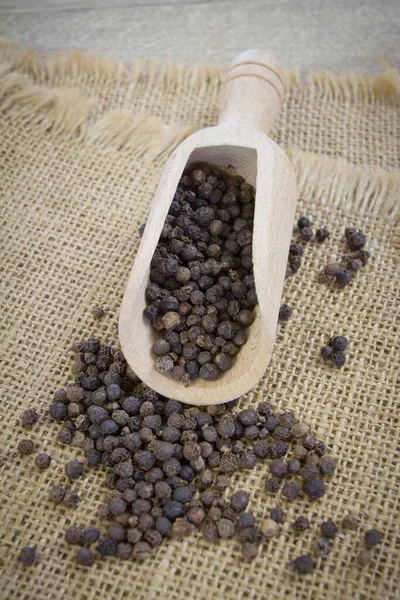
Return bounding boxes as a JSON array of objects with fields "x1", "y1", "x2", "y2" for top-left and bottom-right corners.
[{"x1": 0, "y1": 39, "x2": 399, "y2": 600}]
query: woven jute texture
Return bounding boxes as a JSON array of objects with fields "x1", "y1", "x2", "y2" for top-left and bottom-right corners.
[{"x1": 0, "y1": 40, "x2": 399, "y2": 600}]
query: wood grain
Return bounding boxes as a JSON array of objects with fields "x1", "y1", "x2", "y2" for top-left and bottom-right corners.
[
  {"x1": 119, "y1": 50, "x2": 297, "y2": 405},
  {"x1": 1, "y1": 0, "x2": 399, "y2": 73}
]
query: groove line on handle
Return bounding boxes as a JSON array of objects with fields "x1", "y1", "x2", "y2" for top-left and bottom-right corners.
[
  {"x1": 221, "y1": 72, "x2": 283, "y2": 102},
  {"x1": 225, "y1": 60, "x2": 284, "y2": 87}
]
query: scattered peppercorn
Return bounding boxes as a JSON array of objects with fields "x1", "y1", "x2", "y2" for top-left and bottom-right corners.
[
  {"x1": 270, "y1": 508, "x2": 285, "y2": 524},
  {"x1": 304, "y1": 478, "x2": 326, "y2": 500},
  {"x1": 21, "y1": 409, "x2": 39, "y2": 427},
  {"x1": 92, "y1": 306, "x2": 105, "y2": 320},
  {"x1": 336, "y1": 269, "x2": 352, "y2": 287},
  {"x1": 300, "y1": 227, "x2": 313, "y2": 241},
  {"x1": 293, "y1": 516, "x2": 310, "y2": 532},
  {"x1": 347, "y1": 231, "x2": 366, "y2": 251},
  {"x1": 297, "y1": 217, "x2": 311, "y2": 229},
  {"x1": 364, "y1": 529, "x2": 382, "y2": 547},
  {"x1": 65, "y1": 460, "x2": 84, "y2": 480},
  {"x1": 282, "y1": 481, "x2": 301, "y2": 501},
  {"x1": 231, "y1": 490, "x2": 249, "y2": 512},
  {"x1": 292, "y1": 554, "x2": 314, "y2": 574},
  {"x1": 35, "y1": 453, "x2": 51, "y2": 469},
  {"x1": 357, "y1": 549, "x2": 371, "y2": 567},
  {"x1": 316, "y1": 228, "x2": 330, "y2": 242},
  {"x1": 278, "y1": 304, "x2": 292, "y2": 322},
  {"x1": 330, "y1": 336, "x2": 349, "y2": 351},
  {"x1": 260, "y1": 518, "x2": 279, "y2": 538},
  {"x1": 315, "y1": 536, "x2": 334, "y2": 557},
  {"x1": 18, "y1": 439, "x2": 35, "y2": 456},
  {"x1": 65, "y1": 525, "x2": 83, "y2": 545},
  {"x1": 320, "y1": 520, "x2": 338, "y2": 538},
  {"x1": 76, "y1": 547, "x2": 95, "y2": 567},
  {"x1": 342, "y1": 515, "x2": 358, "y2": 530},
  {"x1": 18, "y1": 546, "x2": 36, "y2": 566}
]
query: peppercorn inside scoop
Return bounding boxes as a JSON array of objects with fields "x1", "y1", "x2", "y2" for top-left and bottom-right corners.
[{"x1": 143, "y1": 164, "x2": 258, "y2": 383}]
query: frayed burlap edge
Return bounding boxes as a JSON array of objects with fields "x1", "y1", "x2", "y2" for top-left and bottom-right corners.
[{"x1": 1, "y1": 37, "x2": 399, "y2": 103}]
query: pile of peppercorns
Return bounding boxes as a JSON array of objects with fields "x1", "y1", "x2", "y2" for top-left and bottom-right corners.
[
  {"x1": 17, "y1": 337, "x2": 342, "y2": 568},
  {"x1": 317, "y1": 227, "x2": 370, "y2": 287},
  {"x1": 16, "y1": 339, "x2": 384, "y2": 572},
  {"x1": 143, "y1": 164, "x2": 257, "y2": 384}
]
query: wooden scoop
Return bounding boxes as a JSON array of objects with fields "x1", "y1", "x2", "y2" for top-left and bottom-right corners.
[{"x1": 119, "y1": 50, "x2": 297, "y2": 406}]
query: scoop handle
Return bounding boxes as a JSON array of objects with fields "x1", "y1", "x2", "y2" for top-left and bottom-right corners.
[{"x1": 218, "y1": 50, "x2": 284, "y2": 137}]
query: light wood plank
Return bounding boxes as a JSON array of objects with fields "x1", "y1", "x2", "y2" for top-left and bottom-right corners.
[{"x1": 1, "y1": 0, "x2": 399, "y2": 73}]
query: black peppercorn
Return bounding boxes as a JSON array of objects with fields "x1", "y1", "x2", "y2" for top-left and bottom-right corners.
[
  {"x1": 347, "y1": 230, "x2": 366, "y2": 251},
  {"x1": 270, "y1": 508, "x2": 285, "y2": 524},
  {"x1": 304, "y1": 478, "x2": 326, "y2": 500},
  {"x1": 35, "y1": 453, "x2": 51, "y2": 469},
  {"x1": 278, "y1": 304, "x2": 292, "y2": 321},
  {"x1": 336, "y1": 269, "x2": 352, "y2": 287},
  {"x1": 329, "y1": 335, "x2": 349, "y2": 351},
  {"x1": 297, "y1": 217, "x2": 311, "y2": 229},
  {"x1": 331, "y1": 351, "x2": 346, "y2": 367},
  {"x1": 65, "y1": 459, "x2": 84, "y2": 480},
  {"x1": 293, "y1": 554, "x2": 314, "y2": 574},
  {"x1": 18, "y1": 546, "x2": 36, "y2": 566},
  {"x1": 320, "y1": 520, "x2": 338, "y2": 538},
  {"x1": 364, "y1": 529, "x2": 382, "y2": 547},
  {"x1": 293, "y1": 516, "x2": 310, "y2": 531},
  {"x1": 22, "y1": 408, "x2": 39, "y2": 427},
  {"x1": 316, "y1": 227, "x2": 330, "y2": 242},
  {"x1": 18, "y1": 439, "x2": 35, "y2": 456},
  {"x1": 300, "y1": 227, "x2": 313, "y2": 241}
]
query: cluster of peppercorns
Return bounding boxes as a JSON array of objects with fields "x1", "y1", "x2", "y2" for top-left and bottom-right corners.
[
  {"x1": 18, "y1": 412, "x2": 52, "y2": 470},
  {"x1": 285, "y1": 217, "x2": 330, "y2": 279},
  {"x1": 318, "y1": 227, "x2": 370, "y2": 287},
  {"x1": 143, "y1": 164, "x2": 257, "y2": 384},
  {"x1": 33, "y1": 338, "x2": 340, "y2": 567},
  {"x1": 289, "y1": 516, "x2": 382, "y2": 574},
  {"x1": 321, "y1": 336, "x2": 349, "y2": 368}
]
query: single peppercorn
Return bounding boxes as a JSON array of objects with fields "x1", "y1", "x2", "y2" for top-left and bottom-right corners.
[
  {"x1": 65, "y1": 525, "x2": 83, "y2": 545},
  {"x1": 65, "y1": 460, "x2": 84, "y2": 480},
  {"x1": 18, "y1": 546, "x2": 36, "y2": 566},
  {"x1": 231, "y1": 490, "x2": 249, "y2": 512},
  {"x1": 320, "y1": 520, "x2": 338, "y2": 538},
  {"x1": 316, "y1": 227, "x2": 330, "y2": 242},
  {"x1": 300, "y1": 227, "x2": 313, "y2": 241},
  {"x1": 364, "y1": 529, "x2": 382, "y2": 547},
  {"x1": 22, "y1": 408, "x2": 39, "y2": 427},
  {"x1": 261, "y1": 518, "x2": 279, "y2": 538},
  {"x1": 297, "y1": 217, "x2": 311, "y2": 229},
  {"x1": 76, "y1": 547, "x2": 95, "y2": 567},
  {"x1": 282, "y1": 481, "x2": 301, "y2": 501},
  {"x1": 293, "y1": 516, "x2": 310, "y2": 531},
  {"x1": 331, "y1": 351, "x2": 346, "y2": 367},
  {"x1": 278, "y1": 304, "x2": 292, "y2": 322},
  {"x1": 18, "y1": 439, "x2": 35, "y2": 456},
  {"x1": 347, "y1": 231, "x2": 366, "y2": 251},
  {"x1": 35, "y1": 453, "x2": 51, "y2": 469},
  {"x1": 357, "y1": 549, "x2": 371, "y2": 567},
  {"x1": 315, "y1": 537, "x2": 334, "y2": 557},
  {"x1": 336, "y1": 269, "x2": 352, "y2": 287},
  {"x1": 292, "y1": 554, "x2": 314, "y2": 574},
  {"x1": 270, "y1": 508, "x2": 285, "y2": 524},
  {"x1": 304, "y1": 478, "x2": 326, "y2": 500},
  {"x1": 265, "y1": 477, "x2": 280, "y2": 494}
]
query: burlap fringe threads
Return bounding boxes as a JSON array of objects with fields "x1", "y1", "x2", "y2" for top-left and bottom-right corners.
[{"x1": 1, "y1": 38, "x2": 399, "y2": 223}]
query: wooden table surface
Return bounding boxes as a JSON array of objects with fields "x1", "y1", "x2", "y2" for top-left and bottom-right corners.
[{"x1": 1, "y1": 0, "x2": 399, "y2": 74}]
